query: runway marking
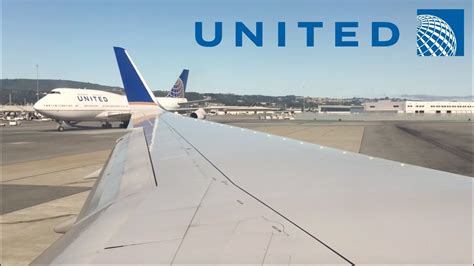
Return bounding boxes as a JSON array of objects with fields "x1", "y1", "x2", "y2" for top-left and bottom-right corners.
[
  {"x1": 2, "y1": 162, "x2": 104, "y2": 183},
  {"x1": 0, "y1": 213, "x2": 75, "y2": 224},
  {"x1": 396, "y1": 124, "x2": 473, "y2": 163},
  {"x1": 1, "y1": 184, "x2": 90, "y2": 214},
  {"x1": 61, "y1": 129, "x2": 128, "y2": 135},
  {"x1": 6, "y1": 142, "x2": 33, "y2": 145}
]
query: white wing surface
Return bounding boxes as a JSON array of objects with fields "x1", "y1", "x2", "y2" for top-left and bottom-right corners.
[{"x1": 32, "y1": 112, "x2": 472, "y2": 265}]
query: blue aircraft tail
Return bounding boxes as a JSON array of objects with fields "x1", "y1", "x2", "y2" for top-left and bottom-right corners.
[
  {"x1": 167, "y1": 69, "x2": 189, "y2": 98},
  {"x1": 113, "y1": 47, "x2": 157, "y2": 106}
]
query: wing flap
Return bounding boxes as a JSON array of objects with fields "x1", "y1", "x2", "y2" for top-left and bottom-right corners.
[{"x1": 77, "y1": 127, "x2": 156, "y2": 220}]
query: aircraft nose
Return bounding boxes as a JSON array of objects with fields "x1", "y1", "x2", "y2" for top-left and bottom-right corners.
[
  {"x1": 33, "y1": 100, "x2": 42, "y2": 111},
  {"x1": 33, "y1": 98, "x2": 52, "y2": 118},
  {"x1": 33, "y1": 97, "x2": 46, "y2": 112}
]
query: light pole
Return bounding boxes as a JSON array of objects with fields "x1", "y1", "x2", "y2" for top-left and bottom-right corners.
[
  {"x1": 301, "y1": 83, "x2": 305, "y2": 112},
  {"x1": 36, "y1": 64, "x2": 40, "y2": 101}
]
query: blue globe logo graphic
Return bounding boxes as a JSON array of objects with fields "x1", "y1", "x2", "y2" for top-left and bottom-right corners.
[
  {"x1": 167, "y1": 78, "x2": 185, "y2": 98},
  {"x1": 417, "y1": 14, "x2": 457, "y2": 56}
]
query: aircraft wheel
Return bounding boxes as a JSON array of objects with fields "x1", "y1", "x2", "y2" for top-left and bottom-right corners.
[
  {"x1": 57, "y1": 126, "x2": 64, "y2": 132},
  {"x1": 119, "y1": 121, "x2": 129, "y2": 128}
]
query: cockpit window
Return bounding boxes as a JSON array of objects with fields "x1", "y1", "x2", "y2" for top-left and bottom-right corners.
[{"x1": 49, "y1": 91, "x2": 61, "y2": 94}]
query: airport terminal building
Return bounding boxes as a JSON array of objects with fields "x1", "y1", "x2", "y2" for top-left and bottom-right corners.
[{"x1": 363, "y1": 100, "x2": 474, "y2": 114}]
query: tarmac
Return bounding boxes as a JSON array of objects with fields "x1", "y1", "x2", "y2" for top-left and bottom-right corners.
[
  {"x1": 215, "y1": 118, "x2": 473, "y2": 176},
  {"x1": 1, "y1": 121, "x2": 125, "y2": 265},
  {"x1": 1, "y1": 118, "x2": 473, "y2": 265}
]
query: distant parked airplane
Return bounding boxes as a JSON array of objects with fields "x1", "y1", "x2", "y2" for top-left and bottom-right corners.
[{"x1": 33, "y1": 69, "x2": 191, "y2": 131}]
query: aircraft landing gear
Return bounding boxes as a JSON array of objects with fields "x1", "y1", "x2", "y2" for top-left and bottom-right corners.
[
  {"x1": 65, "y1": 121, "x2": 78, "y2": 126},
  {"x1": 101, "y1": 122, "x2": 112, "y2": 129},
  {"x1": 56, "y1": 120, "x2": 65, "y2": 132},
  {"x1": 119, "y1": 121, "x2": 129, "y2": 128}
]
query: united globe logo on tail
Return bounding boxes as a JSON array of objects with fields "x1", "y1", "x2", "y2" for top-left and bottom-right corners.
[
  {"x1": 416, "y1": 9, "x2": 464, "y2": 56},
  {"x1": 167, "y1": 69, "x2": 189, "y2": 98},
  {"x1": 168, "y1": 78, "x2": 185, "y2": 98}
]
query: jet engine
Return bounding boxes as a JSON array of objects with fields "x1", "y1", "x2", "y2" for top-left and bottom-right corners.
[{"x1": 190, "y1": 108, "x2": 206, "y2": 119}]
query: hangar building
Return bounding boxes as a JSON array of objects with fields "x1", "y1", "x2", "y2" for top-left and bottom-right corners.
[
  {"x1": 404, "y1": 101, "x2": 473, "y2": 114},
  {"x1": 363, "y1": 101, "x2": 404, "y2": 113},
  {"x1": 363, "y1": 100, "x2": 473, "y2": 114}
]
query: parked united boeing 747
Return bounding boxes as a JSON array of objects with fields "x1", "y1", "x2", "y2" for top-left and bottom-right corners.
[
  {"x1": 33, "y1": 70, "x2": 190, "y2": 131},
  {"x1": 31, "y1": 47, "x2": 472, "y2": 265}
]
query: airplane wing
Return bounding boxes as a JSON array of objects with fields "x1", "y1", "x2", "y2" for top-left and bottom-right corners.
[
  {"x1": 32, "y1": 47, "x2": 472, "y2": 265},
  {"x1": 32, "y1": 112, "x2": 472, "y2": 265}
]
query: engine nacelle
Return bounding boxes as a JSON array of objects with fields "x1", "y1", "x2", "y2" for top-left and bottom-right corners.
[{"x1": 190, "y1": 108, "x2": 206, "y2": 119}]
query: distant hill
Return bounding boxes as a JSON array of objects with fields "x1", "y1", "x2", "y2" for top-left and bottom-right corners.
[
  {"x1": 10, "y1": 79, "x2": 461, "y2": 108},
  {"x1": 0, "y1": 79, "x2": 224, "y2": 105},
  {"x1": 399, "y1": 94, "x2": 473, "y2": 101},
  {"x1": 0, "y1": 79, "x2": 308, "y2": 108},
  {"x1": 1, "y1": 79, "x2": 123, "y2": 104}
]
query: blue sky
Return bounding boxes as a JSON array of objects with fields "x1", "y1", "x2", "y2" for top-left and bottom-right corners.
[{"x1": 2, "y1": 0, "x2": 472, "y2": 97}]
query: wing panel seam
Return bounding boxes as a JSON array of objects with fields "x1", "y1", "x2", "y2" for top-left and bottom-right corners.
[
  {"x1": 162, "y1": 118, "x2": 355, "y2": 266},
  {"x1": 169, "y1": 179, "x2": 213, "y2": 265},
  {"x1": 142, "y1": 127, "x2": 158, "y2": 186}
]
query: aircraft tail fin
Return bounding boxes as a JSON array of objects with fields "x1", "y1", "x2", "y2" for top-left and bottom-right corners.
[
  {"x1": 113, "y1": 47, "x2": 158, "y2": 106},
  {"x1": 167, "y1": 69, "x2": 189, "y2": 98}
]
